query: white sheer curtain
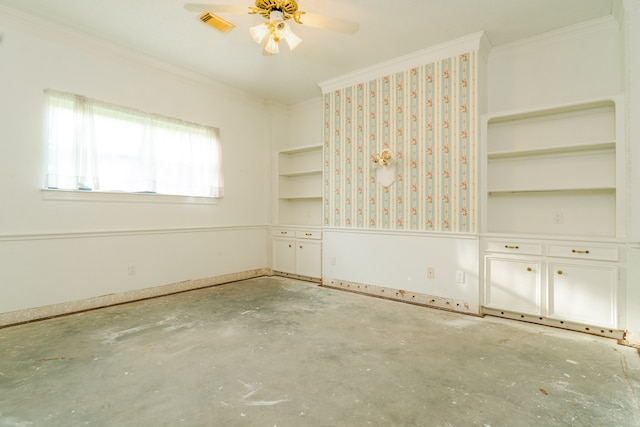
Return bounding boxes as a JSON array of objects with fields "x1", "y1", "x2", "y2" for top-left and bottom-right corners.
[{"x1": 45, "y1": 90, "x2": 223, "y2": 198}]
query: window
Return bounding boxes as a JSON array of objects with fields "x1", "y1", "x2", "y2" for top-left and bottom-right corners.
[{"x1": 45, "y1": 90, "x2": 223, "y2": 198}]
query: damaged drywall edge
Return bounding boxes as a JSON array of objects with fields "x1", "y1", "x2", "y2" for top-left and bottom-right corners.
[
  {"x1": 0, "y1": 268, "x2": 270, "y2": 328},
  {"x1": 322, "y1": 277, "x2": 480, "y2": 316}
]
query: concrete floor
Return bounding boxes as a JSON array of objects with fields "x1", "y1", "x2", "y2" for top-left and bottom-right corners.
[{"x1": 1, "y1": 277, "x2": 639, "y2": 427}]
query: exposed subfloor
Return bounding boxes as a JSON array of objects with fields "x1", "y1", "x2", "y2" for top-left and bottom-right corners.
[{"x1": 1, "y1": 277, "x2": 639, "y2": 427}]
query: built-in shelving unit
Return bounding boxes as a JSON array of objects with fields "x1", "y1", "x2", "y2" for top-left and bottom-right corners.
[
  {"x1": 482, "y1": 97, "x2": 623, "y2": 238},
  {"x1": 273, "y1": 144, "x2": 323, "y2": 281},
  {"x1": 277, "y1": 144, "x2": 323, "y2": 226},
  {"x1": 480, "y1": 96, "x2": 626, "y2": 336}
]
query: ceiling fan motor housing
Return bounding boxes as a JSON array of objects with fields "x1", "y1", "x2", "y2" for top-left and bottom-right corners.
[{"x1": 255, "y1": 0, "x2": 299, "y2": 20}]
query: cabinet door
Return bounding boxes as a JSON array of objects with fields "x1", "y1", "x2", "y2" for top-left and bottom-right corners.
[
  {"x1": 484, "y1": 257, "x2": 541, "y2": 315},
  {"x1": 548, "y1": 263, "x2": 617, "y2": 328},
  {"x1": 296, "y1": 239, "x2": 322, "y2": 278},
  {"x1": 272, "y1": 238, "x2": 296, "y2": 274}
]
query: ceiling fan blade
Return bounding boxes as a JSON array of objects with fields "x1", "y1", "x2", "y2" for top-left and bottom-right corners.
[
  {"x1": 297, "y1": 12, "x2": 359, "y2": 34},
  {"x1": 184, "y1": 4, "x2": 250, "y2": 14}
]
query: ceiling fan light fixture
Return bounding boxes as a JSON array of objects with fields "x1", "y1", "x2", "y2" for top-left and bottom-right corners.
[
  {"x1": 264, "y1": 35, "x2": 280, "y2": 54},
  {"x1": 279, "y1": 23, "x2": 302, "y2": 50},
  {"x1": 250, "y1": 22, "x2": 270, "y2": 43},
  {"x1": 269, "y1": 9, "x2": 285, "y2": 23},
  {"x1": 185, "y1": 0, "x2": 359, "y2": 56},
  {"x1": 249, "y1": 5, "x2": 302, "y2": 55}
]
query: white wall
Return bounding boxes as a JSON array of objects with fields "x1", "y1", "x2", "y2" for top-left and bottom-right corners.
[
  {"x1": 487, "y1": 17, "x2": 622, "y2": 112},
  {"x1": 323, "y1": 230, "x2": 480, "y2": 309},
  {"x1": 621, "y1": 0, "x2": 640, "y2": 345},
  {"x1": 0, "y1": 9, "x2": 270, "y2": 320},
  {"x1": 287, "y1": 98, "x2": 323, "y2": 150}
]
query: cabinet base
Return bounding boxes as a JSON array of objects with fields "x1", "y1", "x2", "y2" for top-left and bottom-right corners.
[{"x1": 481, "y1": 307, "x2": 625, "y2": 341}]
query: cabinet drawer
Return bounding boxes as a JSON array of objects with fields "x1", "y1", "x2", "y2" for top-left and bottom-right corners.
[
  {"x1": 273, "y1": 228, "x2": 296, "y2": 237},
  {"x1": 485, "y1": 241, "x2": 542, "y2": 256},
  {"x1": 296, "y1": 230, "x2": 322, "y2": 240},
  {"x1": 547, "y1": 244, "x2": 618, "y2": 262}
]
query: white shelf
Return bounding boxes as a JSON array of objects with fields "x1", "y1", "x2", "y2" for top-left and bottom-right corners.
[
  {"x1": 482, "y1": 95, "x2": 623, "y2": 239},
  {"x1": 279, "y1": 196, "x2": 323, "y2": 200},
  {"x1": 487, "y1": 141, "x2": 614, "y2": 160},
  {"x1": 485, "y1": 97, "x2": 616, "y2": 123},
  {"x1": 280, "y1": 145, "x2": 323, "y2": 155},
  {"x1": 488, "y1": 186, "x2": 615, "y2": 194},
  {"x1": 276, "y1": 144, "x2": 323, "y2": 226},
  {"x1": 279, "y1": 169, "x2": 322, "y2": 178}
]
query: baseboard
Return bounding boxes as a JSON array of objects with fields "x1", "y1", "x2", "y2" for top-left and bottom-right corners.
[
  {"x1": 0, "y1": 268, "x2": 270, "y2": 328},
  {"x1": 322, "y1": 278, "x2": 480, "y2": 316}
]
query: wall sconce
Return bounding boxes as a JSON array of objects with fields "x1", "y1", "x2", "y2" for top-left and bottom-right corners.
[
  {"x1": 372, "y1": 148, "x2": 395, "y2": 187},
  {"x1": 373, "y1": 149, "x2": 392, "y2": 167}
]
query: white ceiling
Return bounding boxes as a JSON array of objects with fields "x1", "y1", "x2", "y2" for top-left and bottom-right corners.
[{"x1": 0, "y1": 0, "x2": 614, "y2": 105}]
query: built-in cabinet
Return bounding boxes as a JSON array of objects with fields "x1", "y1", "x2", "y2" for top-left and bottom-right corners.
[
  {"x1": 272, "y1": 227, "x2": 322, "y2": 281},
  {"x1": 272, "y1": 144, "x2": 323, "y2": 281},
  {"x1": 485, "y1": 245, "x2": 542, "y2": 316},
  {"x1": 483, "y1": 238, "x2": 621, "y2": 332},
  {"x1": 480, "y1": 96, "x2": 625, "y2": 336}
]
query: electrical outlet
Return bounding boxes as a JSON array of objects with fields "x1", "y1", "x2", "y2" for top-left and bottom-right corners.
[
  {"x1": 456, "y1": 270, "x2": 465, "y2": 284},
  {"x1": 127, "y1": 264, "x2": 137, "y2": 276},
  {"x1": 330, "y1": 256, "x2": 336, "y2": 266},
  {"x1": 552, "y1": 210, "x2": 563, "y2": 224},
  {"x1": 427, "y1": 267, "x2": 435, "y2": 279}
]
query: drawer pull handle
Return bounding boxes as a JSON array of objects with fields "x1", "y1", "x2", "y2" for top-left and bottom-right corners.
[
  {"x1": 305, "y1": 233, "x2": 312, "y2": 236},
  {"x1": 572, "y1": 249, "x2": 590, "y2": 254},
  {"x1": 505, "y1": 245, "x2": 519, "y2": 249},
  {"x1": 527, "y1": 267, "x2": 532, "y2": 272},
  {"x1": 557, "y1": 270, "x2": 563, "y2": 275},
  {"x1": 280, "y1": 231, "x2": 287, "y2": 234}
]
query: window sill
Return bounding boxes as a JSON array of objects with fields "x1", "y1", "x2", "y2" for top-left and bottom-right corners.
[{"x1": 41, "y1": 189, "x2": 220, "y2": 205}]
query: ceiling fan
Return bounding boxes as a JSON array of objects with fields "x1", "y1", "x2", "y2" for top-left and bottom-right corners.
[{"x1": 184, "y1": 1, "x2": 359, "y2": 55}]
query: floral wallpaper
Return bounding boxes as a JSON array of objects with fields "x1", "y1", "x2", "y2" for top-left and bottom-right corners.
[{"x1": 323, "y1": 52, "x2": 478, "y2": 233}]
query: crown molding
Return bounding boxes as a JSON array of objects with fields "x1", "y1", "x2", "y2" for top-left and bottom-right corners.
[
  {"x1": 318, "y1": 31, "x2": 489, "y2": 94},
  {"x1": 490, "y1": 16, "x2": 618, "y2": 57},
  {"x1": 0, "y1": 5, "x2": 264, "y2": 107}
]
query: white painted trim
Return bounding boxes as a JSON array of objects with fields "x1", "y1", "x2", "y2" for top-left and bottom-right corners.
[
  {"x1": 489, "y1": 16, "x2": 619, "y2": 57},
  {"x1": 0, "y1": 225, "x2": 269, "y2": 242},
  {"x1": 41, "y1": 189, "x2": 221, "y2": 205},
  {"x1": 0, "y1": 269, "x2": 270, "y2": 328},
  {"x1": 480, "y1": 232, "x2": 626, "y2": 245},
  {"x1": 482, "y1": 94, "x2": 624, "y2": 122},
  {"x1": 318, "y1": 31, "x2": 488, "y2": 93},
  {"x1": 0, "y1": 5, "x2": 263, "y2": 106},
  {"x1": 323, "y1": 227, "x2": 479, "y2": 240}
]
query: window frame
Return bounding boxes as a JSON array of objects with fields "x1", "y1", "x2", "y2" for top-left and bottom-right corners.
[{"x1": 44, "y1": 90, "x2": 223, "y2": 201}]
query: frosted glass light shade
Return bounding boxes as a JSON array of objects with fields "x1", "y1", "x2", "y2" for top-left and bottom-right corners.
[
  {"x1": 280, "y1": 24, "x2": 302, "y2": 50},
  {"x1": 264, "y1": 36, "x2": 280, "y2": 54},
  {"x1": 250, "y1": 23, "x2": 270, "y2": 43}
]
